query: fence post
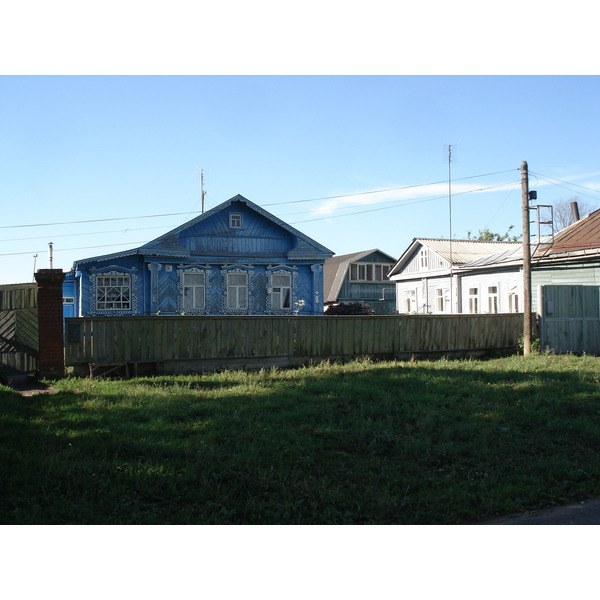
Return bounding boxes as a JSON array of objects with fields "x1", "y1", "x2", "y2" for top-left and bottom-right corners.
[{"x1": 34, "y1": 269, "x2": 65, "y2": 379}]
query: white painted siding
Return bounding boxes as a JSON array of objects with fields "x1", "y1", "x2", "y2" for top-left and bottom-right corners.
[
  {"x1": 401, "y1": 247, "x2": 449, "y2": 275},
  {"x1": 395, "y1": 276, "x2": 454, "y2": 314},
  {"x1": 395, "y1": 281, "x2": 422, "y2": 314},
  {"x1": 459, "y1": 270, "x2": 522, "y2": 314}
]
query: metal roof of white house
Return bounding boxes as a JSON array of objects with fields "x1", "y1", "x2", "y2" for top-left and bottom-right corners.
[{"x1": 418, "y1": 239, "x2": 521, "y2": 265}]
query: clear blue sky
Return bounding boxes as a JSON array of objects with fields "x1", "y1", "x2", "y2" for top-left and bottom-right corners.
[{"x1": 1, "y1": 74, "x2": 599, "y2": 284}]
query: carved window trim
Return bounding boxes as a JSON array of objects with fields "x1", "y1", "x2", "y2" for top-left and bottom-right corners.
[
  {"x1": 221, "y1": 265, "x2": 254, "y2": 314},
  {"x1": 177, "y1": 266, "x2": 212, "y2": 315},
  {"x1": 266, "y1": 266, "x2": 298, "y2": 314},
  {"x1": 89, "y1": 266, "x2": 139, "y2": 316}
]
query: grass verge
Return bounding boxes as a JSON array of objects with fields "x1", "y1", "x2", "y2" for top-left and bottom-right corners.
[{"x1": 2, "y1": 353, "x2": 600, "y2": 524}]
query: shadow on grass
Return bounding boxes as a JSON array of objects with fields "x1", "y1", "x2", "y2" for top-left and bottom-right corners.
[{"x1": 2, "y1": 357, "x2": 600, "y2": 524}]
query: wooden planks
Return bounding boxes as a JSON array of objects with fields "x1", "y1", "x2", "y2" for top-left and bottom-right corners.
[
  {"x1": 65, "y1": 313, "x2": 526, "y2": 372},
  {"x1": 540, "y1": 285, "x2": 600, "y2": 354},
  {"x1": 0, "y1": 307, "x2": 39, "y2": 374}
]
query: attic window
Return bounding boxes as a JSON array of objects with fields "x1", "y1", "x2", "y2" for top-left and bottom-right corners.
[{"x1": 229, "y1": 212, "x2": 243, "y2": 229}]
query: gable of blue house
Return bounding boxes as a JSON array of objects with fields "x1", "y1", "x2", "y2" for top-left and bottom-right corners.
[{"x1": 67, "y1": 195, "x2": 334, "y2": 317}]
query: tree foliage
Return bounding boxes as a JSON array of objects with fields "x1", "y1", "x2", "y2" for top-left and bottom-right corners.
[{"x1": 466, "y1": 225, "x2": 520, "y2": 242}]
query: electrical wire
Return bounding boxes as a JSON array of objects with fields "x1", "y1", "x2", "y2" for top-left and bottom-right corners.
[
  {"x1": 288, "y1": 181, "x2": 521, "y2": 224},
  {"x1": 0, "y1": 179, "x2": 522, "y2": 257},
  {"x1": 0, "y1": 224, "x2": 177, "y2": 244},
  {"x1": 0, "y1": 241, "x2": 151, "y2": 258},
  {"x1": 0, "y1": 212, "x2": 194, "y2": 231},
  {"x1": 261, "y1": 168, "x2": 519, "y2": 207},
  {"x1": 529, "y1": 171, "x2": 600, "y2": 202},
  {"x1": 0, "y1": 168, "x2": 520, "y2": 231},
  {"x1": 10, "y1": 168, "x2": 598, "y2": 259}
]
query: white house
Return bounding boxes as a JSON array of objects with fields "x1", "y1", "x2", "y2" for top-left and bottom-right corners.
[
  {"x1": 389, "y1": 209, "x2": 600, "y2": 316},
  {"x1": 388, "y1": 238, "x2": 522, "y2": 314}
]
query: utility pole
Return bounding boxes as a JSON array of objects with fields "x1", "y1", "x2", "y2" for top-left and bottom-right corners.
[{"x1": 521, "y1": 161, "x2": 532, "y2": 355}]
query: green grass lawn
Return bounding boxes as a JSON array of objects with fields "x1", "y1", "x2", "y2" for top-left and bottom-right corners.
[{"x1": 2, "y1": 354, "x2": 600, "y2": 524}]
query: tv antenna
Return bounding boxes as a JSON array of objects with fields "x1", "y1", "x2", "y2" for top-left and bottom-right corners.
[
  {"x1": 192, "y1": 165, "x2": 207, "y2": 214},
  {"x1": 448, "y1": 144, "x2": 453, "y2": 314}
]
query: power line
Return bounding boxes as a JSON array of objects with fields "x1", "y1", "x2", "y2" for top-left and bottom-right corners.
[
  {"x1": 261, "y1": 169, "x2": 519, "y2": 207},
  {"x1": 0, "y1": 212, "x2": 194, "y2": 231},
  {"x1": 288, "y1": 181, "x2": 520, "y2": 224},
  {"x1": 0, "y1": 180, "x2": 522, "y2": 255},
  {"x1": 0, "y1": 241, "x2": 151, "y2": 258},
  {"x1": 0, "y1": 224, "x2": 173, "y2": 244},
  {"x1": 529, "y1": 171, "x2": 600, "y2": 202},
  {"x1": 0, "y1": 168, "x2": 520, "y2": 231}
]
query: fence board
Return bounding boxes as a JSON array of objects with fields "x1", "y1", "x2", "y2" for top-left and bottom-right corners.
[
  {"x1": 65, "y1": 313, "x2": 526, "y2": 375},
  {"x1": 0, "y1": 302, "x2": 39, "y2": 375},
  {"x1": 540, "y1": 285, "x2": 600, "y2": 354}
]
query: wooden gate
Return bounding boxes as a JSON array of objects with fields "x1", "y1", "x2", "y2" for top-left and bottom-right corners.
[
  {"x1": 0, "y1": 284, "x2": 39, "y2": 375},
  {"x1": 538, "y1": 285, "x2": 600, "y2": 355}
]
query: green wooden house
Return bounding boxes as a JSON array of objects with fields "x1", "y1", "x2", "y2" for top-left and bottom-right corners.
[{"x1": 323, "y1": 249, "x2": 397, "y2": 315}]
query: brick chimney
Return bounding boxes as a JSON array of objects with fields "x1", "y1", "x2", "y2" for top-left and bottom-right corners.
[{"x1": 34, "y1": 269, "x2": 66, "y2": 379}]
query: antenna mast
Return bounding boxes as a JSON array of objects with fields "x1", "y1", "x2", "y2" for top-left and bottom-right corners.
[
  {"x1": 201, "y1": 169, "x2": 206, "y2": 214},
  {"x1": 448, "y1": 145, "x2": 453, "y2": 314}
]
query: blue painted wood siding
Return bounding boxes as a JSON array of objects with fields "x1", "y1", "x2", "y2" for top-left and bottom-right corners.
[
  {"x1": 76, "y1": 259, "x2": 325, "y2": 316},
  {"x1": 179, "y1": 206, "x2": 294, "y2": 256}
]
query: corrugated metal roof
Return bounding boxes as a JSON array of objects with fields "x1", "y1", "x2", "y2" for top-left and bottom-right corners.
[
  {"x1": 323, "y1": 249, "x2": 396, "y2": 303},
  {"x1": 417, "y1": 238, "x2": 521, "y2": 265},
  {"x1": 461, "y1": 244, "x2": 524, "y2": 268},
  {"x1": 535, "y1": 208, "x2": 600, "y2": 257}
]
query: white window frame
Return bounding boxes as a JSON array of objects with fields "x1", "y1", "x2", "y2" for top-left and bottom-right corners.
[
  {"x1": 183, "y1": 270, "x2": 206, "y2": 310},
  {"x1": 487, "y1": 285, "x2": 499, "y2": 314},
  {"x1": 436, "y1": 288, "x2": 450, "y2": 313},
  {"x1": 404, "y1": 289, "x2": 417, "y2": 313},
  {"x1": 227, "y1": 271, "x2": 248, "y2": 310},
  {"x1": 96, "y1": 274, "x2": 131, "y2": 311},
  {"x1": 229, "y1": 212, "x2": 243, "y2": 229},
  {"x1": 419, "y1": 249, "x2": 428, "y2": 269},
  {"x1": 468, "y1": 287, "x2": 479, "y2": 314},
  {"x1": 508, "y1": 292, "x2": 519, "y2": 313},
  {"x1": 270, "y1": 272, "x2": 292, "y2": 310}
]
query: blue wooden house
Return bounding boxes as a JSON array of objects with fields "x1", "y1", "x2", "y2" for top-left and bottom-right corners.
[{"x1": 67, "y1": 195, "x2": 334, "y2": 317}]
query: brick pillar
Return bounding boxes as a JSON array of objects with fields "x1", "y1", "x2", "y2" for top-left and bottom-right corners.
[{"x1": 35, "y1": 269, "x2": 66, "y2": 379}]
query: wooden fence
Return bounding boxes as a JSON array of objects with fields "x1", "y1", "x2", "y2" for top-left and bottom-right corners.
[
  {"x1": 0, "y1": 283, "x2": 38, "y2": 375},
  {"x1": 65, "y1": 313, "x2": 530, "y2": 376}
]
